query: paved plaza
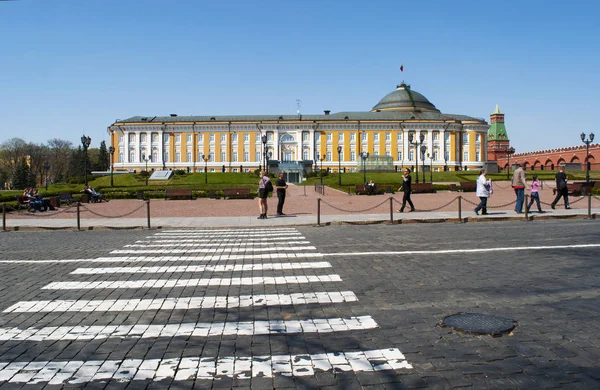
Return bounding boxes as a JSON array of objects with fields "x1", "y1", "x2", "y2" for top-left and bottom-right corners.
[{"x1": 0, "y1": 219, "x2": 599, "y2": 389}]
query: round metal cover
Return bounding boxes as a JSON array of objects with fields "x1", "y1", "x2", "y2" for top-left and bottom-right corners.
[{"x1": 442, "y1": 313, "x2": 516, "y2": 336}]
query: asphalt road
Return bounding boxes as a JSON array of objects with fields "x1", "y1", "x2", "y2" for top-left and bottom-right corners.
[{"x1": 0, "y1": 220, "x2": 599, "y2": 389}]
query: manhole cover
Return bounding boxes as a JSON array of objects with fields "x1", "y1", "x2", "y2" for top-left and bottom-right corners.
[{"x1": 442, "y1": 313, "x2": 516, "y2": 336}]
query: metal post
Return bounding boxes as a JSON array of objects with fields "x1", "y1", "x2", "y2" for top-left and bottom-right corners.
[
  {"x1": 76, "y1": 202, "x2": 81, "y2": 231},
  {"x1": 587, "y1": 191, "x2": 592, "y2": 219},
  {"x1": 458, "y1": 196, "x2": 462, "y2": 223},
  {"x1": 317, "y1": 198, "x2": 321, "y2": 226},
  {"x1": 109, "y1": 146, "x2": 115, "y2": 187},
  {"x1": 389, "y1": 197, "x2": 394, "y2": 224},
  {"x1": 146, "y1": 200, "x2": 151, "y2": 229},
  {"x1": 2, "y1": 203, "x2": 6, "y2": 232},
  {"x1": 524, "y1": 194, "x2": 529, "y2": 219}
]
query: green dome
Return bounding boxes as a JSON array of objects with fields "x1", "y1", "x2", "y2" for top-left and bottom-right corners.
[{"x1": 372, "y1": 83, "x2": 440, "y2": 113}]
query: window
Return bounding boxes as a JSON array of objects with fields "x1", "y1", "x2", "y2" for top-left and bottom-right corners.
[
  {"x1": 163, "y1": 134, "x2": 169, "y2": 142},
  {"x1": 255, "y1": 134, "x2": 260, "y2": 142},
  {"x1": 434, "y1": 150, "x2": 439, "y2": 160},
  {"x1": 141, "y1": 134, "x2": 146, "y2": 142},
  {"x1": 373, "y1": 151, "x2": 379, "y2": 156},
  {"x1": 362, "y1": 132, "x2": 367, "y2": 142},
  {"x1": 444, "y1": 133, "x2": 450, "y2": 142},
  {"x1": 338, "y1": 133, "x2": 344, "y2": 142},
  {"x1": 186, "y1": 134, "x2": 192, "y2": 143},
  {"x1": 385, "y1": 132, "x2": 391, "y2": 141},
  {"x1": 374, "y1": 133, "x2": 379, "y2": 142},
  {"x1": 476, "y1": 134, "x2": 481, "y2": 142},
  {"x1": 255, "y1": 151, "x2": 260, "y2": 162},
  {"x1": 220, "y1": 152, "x2": 226, "y2": 161},
  {"x1": 152, "y1": 152, "x2": 158, "y2": 162},
  {"x1": 462, "y1": 133, "x2": 469, "y2": 144},
  {"x1": 315, "y1": 133, "x2": 321, "y2": 141},
  {"x1": 244, "y1": 133, "x2": 249, "y2": 142},
  {"x1": 339, "y1": 152, "x2": 344, "y2": 161},
  {"x1": 118, "y1": 153, "x2": 123, "y2": 163},
  {"x1": 244, "y1": 152, "x2": 249, "y2": 162},
  {"x1": 463, "y1": 151, "x2": 468, "y2": 161},
  {"x1": 118, "y1": 135, "x2": 123, "y2": 143},
  {"x1": 232, "y1": 152, "x2": 238, "y2": 162},
  {"x1": 350, "y1": 151, "x2": 356, "y2": 161},
  {"x1": 433, "y1": 132, "x2": 438, "y2": 141},
  {"x1": 326, "y1": 133, "x2": 332, "y2": 141},
  {"x1": 397, "y1": 132, "x2": 403, "y2": 142},
  {"x1": 232, "y1": 133, "x2": 238, "y2": 142},
  {"x1": 326, "y1": 152, "x2": 332, "y2": 161},
  {"x1": 175, "y1": 152, "x2": 181, "y2": 162},
  {"x1": 267, "y1": 133, "x2": 273, "y2": 141},
  {"x1": 187, "y1": 152, "x2": 192, "y2": 162},
  {"x1": 397, "y1": 151, "x2": 402, "y2": 160},
  {"x1": 409, "y1": 150, "x2": 414, "y2": 161},
  {"x1": 163, "y1": 151, "x2": 169, "y2": 162},
  {"x1": 209, "y1": 153, "x2": 214, "y2": 162},
  {"x1": 350, "y1": 133, "x2": 356, "y2": 141},
  {"x1": 303, "y1": 133, "x2": 309, "y2": 141},
  {"x1": 175, "y1": 134, "x2": 181, "y2": 143},
  {"x1": 198, "y1": 134, "x2": 203, "y2": 142},
  {"x1": 303, "y1": 150, "x2": 309, "y2": 160},
  {"x1": 129, "y1": 151, "x2": 135, "y2": 162},
  {"x1": 210, "y1": 134, "x2": 215, "y2": 142},
  {"x1": 476, "y1": 151, "x2": 480, "y2": 161},
  {"x1": 152, "y1": 134, "x2": 158, "y2": 142},
  {"x1": 445, "y1": 151, "x2": 450, "y2": 161},
  {"x1": 281, "y1": 134, "x2": 294, "y2": 142},
  {"x1": 129, "y1": 134, "x2": 135, "y2": 142}
]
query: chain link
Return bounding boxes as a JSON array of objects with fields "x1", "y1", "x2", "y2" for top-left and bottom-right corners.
[
  {"x1": 15, "y1": 202, "x2": 78, "y2": 217},
  {"x1": 393, "y1": 196, "x2": 460, "y2": 212},
  {"x1": 79, "y1": 202, "x2": 147, "y2": 218},
  {"x1": 320, "y1": 198, "x2": 390, "y2": 213}
]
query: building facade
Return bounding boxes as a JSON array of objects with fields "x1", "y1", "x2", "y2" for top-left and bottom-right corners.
[{"x1": 107, "y1": 82, "x2": 490, "y2": 178}]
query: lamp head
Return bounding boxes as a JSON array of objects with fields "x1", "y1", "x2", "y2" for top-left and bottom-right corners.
[
  {"x1": 408, "y1": 133, "x2": 414, "y2": 143},
  {"x1": 261, "y1": 134, "x2": 267, "y2": 144},
  {"x1": 581, "y1": 132, "x2": 586, "y2": 142},
  {"x1": 590, "y1": 133, "x2": 595, "y2": 142},
  {"x1": 337, "y1": 146, "x2": 342, "y2": 153},
  {"x1": 419, "y1": 133, "x2": 425, "y2": 143},
  {"x1": 108, "y1": 146, "x2": 115, "y2": 154}
]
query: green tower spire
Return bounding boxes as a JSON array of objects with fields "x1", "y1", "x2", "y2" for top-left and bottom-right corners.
[{"x1": 488, "y1": 105, "x2": 508, "y2": 141}]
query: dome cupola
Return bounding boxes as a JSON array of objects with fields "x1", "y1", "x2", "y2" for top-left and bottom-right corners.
[{"x1": 371, "y1": 83, "x2": 440, "y2": 113}]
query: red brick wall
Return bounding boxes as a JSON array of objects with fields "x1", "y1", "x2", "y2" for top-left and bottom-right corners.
[{"x1": 495, "y1": 144, "x2": 599, "y2": 171}]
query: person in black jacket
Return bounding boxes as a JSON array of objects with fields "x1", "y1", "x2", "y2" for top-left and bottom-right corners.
[
  {"x1": 275, "y1": 172, "x2": 288, "y2": 216},
  {"x1": 550, "y1": 166, "x2": 570, "y2": 210},
  {"x1": 398, "y1": 168, "x2": 415, "y2": 212}
]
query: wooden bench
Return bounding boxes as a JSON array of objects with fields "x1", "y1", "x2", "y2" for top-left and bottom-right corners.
[
  {"x1": 164, "y1": 188, "x2": 193, "y2": 200},
  {"x1": 58, "y1": 192, "x2": 76, "y2": 205},
  {"x1": 459, "y1": 182, "x2": 477, "y2": 192},
  {"x1": 355, "y1": 184, "x2": 382, "y2": 195},
  {"x1": 412, "y1": 183, "x2": 436, "y2": 193},
  {"x1": 16, "y1": 195, "x2": 31, "y2": 211},
  {"x1": 223, "y1": 187, "x2": 252, "y2": 199},
  {"x1": 554, "y1": 182, "x2": 587, "y2": 196}
]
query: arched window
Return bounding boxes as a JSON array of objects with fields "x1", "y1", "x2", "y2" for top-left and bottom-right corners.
[{"x1": 281, "y1": 134, "x2": 295, "y2": 142}]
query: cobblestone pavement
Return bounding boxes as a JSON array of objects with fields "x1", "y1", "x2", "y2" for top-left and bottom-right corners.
[{"x1": 0, "y1": 219, "x2": 599, "y2": 388}]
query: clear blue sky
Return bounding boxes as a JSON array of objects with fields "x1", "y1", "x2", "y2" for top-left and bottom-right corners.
[{"x1": 1, "y1": 0, "x2": 599, "y2": 153}]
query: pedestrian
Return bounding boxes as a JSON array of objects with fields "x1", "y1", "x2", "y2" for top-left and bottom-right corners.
[
  {"x1": 275, "y1": 172, "x2": 288, "y2": 216},
  {"x1": 398, "y1": 168, "x2": 415, "y2": 212},
  {"x1": 511, "y1": 163, "x2": 527, "y2": 213},
  {"x1": 550, "y1": 166, "x2": 570, "y2": 210},
  {"x1": 527, "y1": 175, "x2": 544, "y2": 213},
  {"x1": 366, "y1": 180, "x2": 376, "y2": 195},
  {"x1": 257, "y1": 170, "x2": 272, "y2": 219},
  {"x1": 474, "y1": 169, "x2": 491, "y2": 215}
]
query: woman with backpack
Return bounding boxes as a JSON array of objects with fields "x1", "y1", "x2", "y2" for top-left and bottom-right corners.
[{"x1": 257, "y1": 170, "x2": 272, "y2": 219}]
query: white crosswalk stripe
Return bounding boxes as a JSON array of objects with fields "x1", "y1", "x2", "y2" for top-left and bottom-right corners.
[
  {"x1": 0, "y1": 315, "x2": 378, "y2": 341},
  {"x1": 3, "y1": 291, "x2": 359, "y2": 313},
  {"x1": 70, "y1": 261, "x2": 332, "y2": 275},
  {"x1": 0, "y1": 227, "x2": 412, "y2": 385},
  {"x1": 0, "y1": 348, "x2": 412, "y2": 384},
  {"x1": 42, "y1": 275, "x2": 343, "y2": 290}
]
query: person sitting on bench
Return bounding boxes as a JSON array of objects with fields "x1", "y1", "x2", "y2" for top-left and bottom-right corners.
[{"x1": 366, "y1": 180, "x2": 376, "y2": 195}]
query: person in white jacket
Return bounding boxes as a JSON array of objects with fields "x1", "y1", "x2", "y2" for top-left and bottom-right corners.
[{"x1": 474, "y1": 169, "x2": 491, "y2": 215}]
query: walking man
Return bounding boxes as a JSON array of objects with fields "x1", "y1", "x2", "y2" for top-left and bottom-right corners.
[
  {"x1": 275, "y1": 172, "x2": 288, "y2": 216},
  {"x1": 398, "y1": 168, "x2": 415, "y2": 212},
  {"x1": 511, "y1": 163, "x2": 526, "y2": 213},
  {"x1": 550, "y1": 165, "x2": 570, "y2": 210}
]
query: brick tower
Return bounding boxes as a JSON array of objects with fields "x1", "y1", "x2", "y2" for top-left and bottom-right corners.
[{"x1": 487, "y1": 105, "x2": 512, "y2": 161}]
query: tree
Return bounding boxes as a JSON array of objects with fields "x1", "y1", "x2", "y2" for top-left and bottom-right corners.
[
  {"x1": 97, "y1": 140, "x2": 109, "y2": 171},
  {"x1": 47, "y1": 138, "x2": 73, "y2": 182},
  {"x1": 0, "y1": 138, "x2": 28, "y2": 182},
  {"x1": 66, "y1": 146, "x2": 89, "y2": 183},
  {"x1": 12, "y1": 157, "x2": 33, "y2": 190}
]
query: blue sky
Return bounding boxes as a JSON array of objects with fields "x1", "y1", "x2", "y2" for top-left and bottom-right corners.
[{"x1": 1, "y1": 0, "x2": 599, "y2": 153}]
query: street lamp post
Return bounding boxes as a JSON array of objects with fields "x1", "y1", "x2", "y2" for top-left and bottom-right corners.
[
  {"x1": 81, "y1": 135, "x2": 91, "y2": 186},
  {"x1": 360, "y1": 151, "x2": 369, "y2": 184},
  {"x1": 261, "y1": 134, "x2": 268, "y2": 174},
  {"x1": 581, "y1": 132, "x2": 595, "y2": 184},
  {"x1": 202, "y1": 154, "x2": 209, "y2": 184},
  {"x1": 504, "y1": 146, "x2": 515, "y2": 180},
  {"x1": 108, "y1": 146, "x2": 115, "y2": 187},
  {"x1": 408, "y1": 133, "x2": 425, "y2": 183},
  {"x1": 427, "y1": 153, "x2": 433, "y2": 183},
  {"x1": 43, "y1": 161, "x2": 50, "y2": 190},
  {"x1": 144, "y1": 155, "x2": 151, "y2": 186},
  {"x1": 444, "y1": 151, "x2": 448, "y2": 172},
  {"x1": 337, "y1": 145, "x2": 342, "y2": 186},
  {"x1": 420, "y1": 145, "x2": 427, "y2": 183}
]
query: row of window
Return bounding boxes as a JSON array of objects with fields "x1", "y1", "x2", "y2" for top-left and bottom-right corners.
[{"x1": 119, "y1": 132, "x2": 482, "y2": 144}]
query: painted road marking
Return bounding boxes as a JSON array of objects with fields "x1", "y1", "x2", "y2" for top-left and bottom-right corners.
[
  {"x1": 157, "y1": 228, "x2": 299, "y2": 233},
  {"x1": 0, "y1": 253, "x2": 324, "y2": 264},
  {"x1": 0, "y1": 348, "x2": 411, "y2": 384},
  {"x1": 42, "y1": 275, "x2": 343, "y2": 290},
  {"x1": 123, "y1": 241, "x2": 311, "y2": 247},
  {"x1": 70, "y1": 261, "x2": 332, "y2": 275},
  {"x1": 0, "y1": 315, "x2": 377, "y2": 341},
  {"x1": 3, "y1": 291, "x2": 359, "y2": 313},
  {"x1": 136, "y1": 236, "x2": 306, "y2": 243},
  {"x1": 111, "y1": 245, "x2": 316, "y2": 254}
]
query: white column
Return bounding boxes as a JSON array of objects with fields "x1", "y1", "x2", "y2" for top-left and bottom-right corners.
[
  {"x1": 123, "y1": 129, "x2": 129, "y2": 163},
  {"x1": 134, "y1": 131, "x2": 140, "y2": 163},
  {"x1": 158, "y1": 129, "x2": 164, "y2": 167},
  {"x1": 440, "y1": 130, "x2": 446, "y2": 164},
  {"x1": 274, "y1": 128, "x2": 280, "y2": 161}
]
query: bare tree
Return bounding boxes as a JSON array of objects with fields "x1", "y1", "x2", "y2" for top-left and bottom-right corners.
[
  {"x1": 0, "y1": 137, "x2": 28, "y2": 181},
  {"x1": 47, "y1": 138, "x2": 73, "y2": 182}
]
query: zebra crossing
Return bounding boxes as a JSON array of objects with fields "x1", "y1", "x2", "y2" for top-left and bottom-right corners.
[{"x1": 0, "y1": 227, "x2": 412, "y2": 386}]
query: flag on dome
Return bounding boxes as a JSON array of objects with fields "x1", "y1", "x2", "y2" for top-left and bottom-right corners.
[{"x1": 400, "y1": 65, "x2": 404, "y2": 72}]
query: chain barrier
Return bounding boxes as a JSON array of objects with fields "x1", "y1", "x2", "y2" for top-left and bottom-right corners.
[
  {"x1": 79, "y1": 202, "x2": 147, "y2": 218},
  {"x1": 459, "y1": 196, "x2": 517, "y2": 209},
  {"x1": 320, "y1": 197, "x2": 390, "y2": 213},
  {"x1": 392, "y1": 196, "x2": 460, "y2": 212},
  {"x1": 491, "y1": 181, "x2": 513, "y2": 189},
  {"x1": 15, "y1": 203, "x2": 79, "y2": 217}
]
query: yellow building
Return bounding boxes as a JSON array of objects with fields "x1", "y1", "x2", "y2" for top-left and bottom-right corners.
[{"x1": 107, "y1": 82, "x2": 489, "y2": 180}]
